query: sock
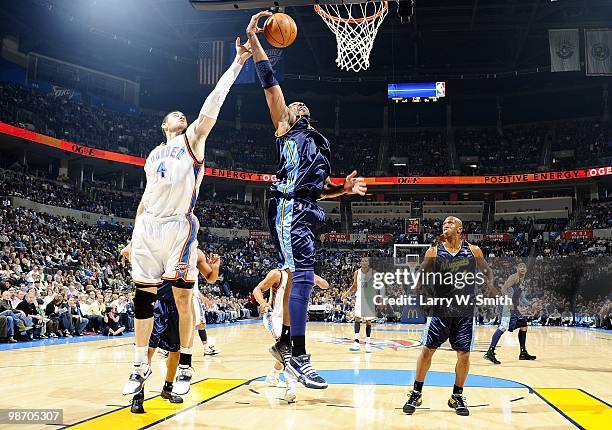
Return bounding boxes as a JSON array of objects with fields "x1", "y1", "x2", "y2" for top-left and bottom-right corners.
[
  {"x1": 163, "y1": 380, "x2": 173, "y2": 392},
  {"x1": 354, "y1": 321, "x2": 361, "y2": 341},
  {"x1": 280, "y1": 325, "x2": 291, "y2": 345},
  {"x1": 134, "y1": 346, "x2": 148, "y2": 365},
  {"x1": 179, "y1": 347, "x2": 192, "y2": 367},
  {"x1": 413, "y1": 380, "x2": 424, "y2": 393},
  {"x1": 365, "y1": 324, "x2": 372, "y2": 338},
  {"x1": 198, "y1": 328, "x2": 207, "y2": 342},
  {"x1": 288, "y1": 270, "x2": 314, "y2": 355},
  {"x1": 453, "y1": 384, "x2": 463, "y2": 395},
  {"x1": 291, "y1": 335, "x2": 306, "y2": 357},
  {"x1": 518, "y1": 330, "x2": 526, "y2": 352},
  {"x1": 489, "y1": 329, "x2": 504, "y2": 351}
]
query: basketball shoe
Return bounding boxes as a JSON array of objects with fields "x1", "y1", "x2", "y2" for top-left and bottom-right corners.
[
  {"x1": 172, "y1": 365, "x2": 193, "y2": 395},
  {"x1": 448, "y1": 394, "x2": 470, "y2": 416},
  {"x1": 130, "y1": 389, "x2": 145, "y2": 414},
  {"x1": 402, "y1": 390, "x2": 422, "y2": 415},
  {"x1": 483, "y1": 349, "x2": 501, "y2": 364},
  {"x1": 286, "y1": 354, "x2": 328, "y2": 389},
  {"x1": 123, "y1": 363, "x2": 152, "y2": 395},
  {"x1": 519, "y1": 350, "x2": 536, "y2": 360}
]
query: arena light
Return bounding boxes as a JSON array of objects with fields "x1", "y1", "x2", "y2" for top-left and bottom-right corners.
[{"x1": 394, "y1": 163, "x2": 407, "y2": 166}]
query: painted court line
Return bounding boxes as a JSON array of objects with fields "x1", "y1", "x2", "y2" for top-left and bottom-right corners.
[
  {"x1": 534, "y1": 388, "x2": 611, "y2": 430},
  {"x1": 62, "y1": 378, "x2": 247, "y2": 430}
]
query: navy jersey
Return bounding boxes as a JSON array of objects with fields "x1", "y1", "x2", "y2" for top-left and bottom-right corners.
[
  {"x1": 271, "y1": 116, "x2": 331, "y2": 200},
  {"x1": 433, "y1": 240, "x2": 477, "y2": 297}
]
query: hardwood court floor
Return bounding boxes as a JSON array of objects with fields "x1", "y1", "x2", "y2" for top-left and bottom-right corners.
[{"x1": 1, "y1": 322, "x2": 610, "y2": 430}]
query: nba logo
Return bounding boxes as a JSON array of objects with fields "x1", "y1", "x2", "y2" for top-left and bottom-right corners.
[{"x1": 436, "y1": 82, "x2": 446, "y2": 97}]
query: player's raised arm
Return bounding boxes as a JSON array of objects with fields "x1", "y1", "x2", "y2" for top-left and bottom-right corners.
[
  {"x1": 253, "y1": 270, "x2": 281, "y2": 312},
  {"x1": 185, "y1": 37, "x2": 253, "y2": 162},
  {"x1": 319, "y1": 171, "x2": 367, "y2": 200},
  {"x1": 246, "y1": 11, "x2": 292, "y2": 129}
]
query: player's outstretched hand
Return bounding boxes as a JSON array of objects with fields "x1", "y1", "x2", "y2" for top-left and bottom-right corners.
[
  {"x1": 119, "y1": 242, "x2": 131, "y2": 266},
  {"x1": 235, "y1": 37, "x2": 252, "y2": 65},
  {"x1": 344, "y1": 170, "x2": 367, "y2": 196},
  {"x1": 259, "y1": 303, "x2": 271, "y2": 313},
  {"x1": 247, "y1": 10, "x2": 272, "y2": 36}
]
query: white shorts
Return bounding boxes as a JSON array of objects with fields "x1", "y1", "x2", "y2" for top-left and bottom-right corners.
[
  {"x1": 263, "y1": 284, "x2": 285, "y2": 339},
  {"x1": 355, "y1": 293, "x2": 376, "y2": 321},
  {"x1": 131, "y1": 212, "x2": 200, "y2": 285}
]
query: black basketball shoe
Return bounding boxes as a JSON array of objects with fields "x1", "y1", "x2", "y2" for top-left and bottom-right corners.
[
  {"x1": 269, "y1": 341, "x2": 292, "y2": 368},
  {"x1": 484, "y1": 349, "x2": 501, "y2": 364},
  {"x1": 130, "y1": 390, "x2": 145, "y2": 414},
  {"x1": 519, "y1": 350, "x2": 536, "y2": 360},
  {"x1": 402, "y1": 390, "x2": 422, "y2": 415},
  {"x1": 161, "y1": 389, "x2": 183, "y2": 403},
  {"x1": 448, "y1": 394, "x2": 470, "y2": 416}
]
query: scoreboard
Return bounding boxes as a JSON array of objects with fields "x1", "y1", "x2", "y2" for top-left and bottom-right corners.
[{"x1": 388, "y1": 82, "x2": 446, "y2": 103}]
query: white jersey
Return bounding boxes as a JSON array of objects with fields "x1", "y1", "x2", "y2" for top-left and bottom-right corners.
[
  {"x1": 141, "y1": 134, "x2": 204, "y2": 218},
  {"x1": 355, "y1": 268, "x2": 376, "y2": 320}
]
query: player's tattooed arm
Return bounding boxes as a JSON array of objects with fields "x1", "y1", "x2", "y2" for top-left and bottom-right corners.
[
  {"x1": 247, "y1": 11, "x2": 293, "y2": 131},
  {"x1": 253, "y1": 270, "x2": 281, "y2": 312},
  {"x1": 319, "y1": 171, "x2": 367, "y2": 200}
]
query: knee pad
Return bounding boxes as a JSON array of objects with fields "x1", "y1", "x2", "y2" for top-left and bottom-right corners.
[{"x1": 133, "y1": 288, "x2": 157, "y2": 319}]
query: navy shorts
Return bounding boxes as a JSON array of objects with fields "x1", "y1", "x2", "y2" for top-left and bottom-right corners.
[
  {"x1": 267, "y1": 197, "x2": 325, "y2": 272},
  {"x1": 499, "y1": 311, "x2": 527, "y2": 332},
  {"x1": 422, "y1": 317, "x2": 475, "y2": 352},
  {"x1": 149, "y1": 299, "x2": 180, "y2": 353}
]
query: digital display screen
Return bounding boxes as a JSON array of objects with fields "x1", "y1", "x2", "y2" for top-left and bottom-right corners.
[{"x1": 388, "y1": 82, "x2": 446, "y2": 103}]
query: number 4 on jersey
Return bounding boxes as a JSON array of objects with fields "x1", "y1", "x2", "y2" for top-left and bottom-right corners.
[{"x1": 156, "y1": 161, "x2": 166, "y2": 178}]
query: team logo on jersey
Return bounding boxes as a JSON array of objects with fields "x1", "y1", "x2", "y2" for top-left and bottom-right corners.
[
  {"x1": 318, "y1": 337, "x2": 421, "y2": 351},
  {"x1": 174, "y1": 262, "x2": 190, "y2": 277}
]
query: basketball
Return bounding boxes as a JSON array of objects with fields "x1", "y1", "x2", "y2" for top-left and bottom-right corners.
[{"x1": 263, "y1": 13, "x2": 298, "y2": 48}]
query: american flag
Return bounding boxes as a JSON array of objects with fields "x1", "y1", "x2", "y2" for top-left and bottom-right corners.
[{"x1": 199, "y1": 41, "x2": 224, "y2": 85}]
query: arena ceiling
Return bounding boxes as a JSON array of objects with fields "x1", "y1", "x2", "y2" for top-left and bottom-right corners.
[{"x1": 2, "y1": 0, "x2": 611, "y2": 83}]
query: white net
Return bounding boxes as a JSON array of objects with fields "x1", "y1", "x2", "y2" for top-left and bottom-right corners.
[{"x1": 314, "y1": 1, "x2": 388, "y2": 72}]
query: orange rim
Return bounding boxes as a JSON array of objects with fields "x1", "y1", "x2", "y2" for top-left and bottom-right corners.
[{"x1": 314, "y1": 1, "x2": 388, "y2": 25}]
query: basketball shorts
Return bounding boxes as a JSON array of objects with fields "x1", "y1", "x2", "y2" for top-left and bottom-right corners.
[
  {"x1": 149, "y1": 299, "x2": 180, "y2": 353},
  {"x1": 355, "y1": 290, "x2": 376, "y2": 321},
  {"x1": 263, "y1": 282, "x2": 285, "y2": 339},
  {"x1": 267, "y1": 197, "x2": 325, "y2": 272},
  {"x1": 499, "y1": 311, "x2": 527, "y2": 332},
  {"x1": 422, "y1": 316, "x2": 475, "y2": 352},
  {"x1": 131, "y1": 212, "x2": 199, "y2": 285}
]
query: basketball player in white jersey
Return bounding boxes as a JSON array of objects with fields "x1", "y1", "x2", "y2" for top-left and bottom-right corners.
[
  {"x1": 342, "y1": 257, "x2": 377, "y2": 353},
  {"x1": 120, "y1": 37, "x2": 253, "y2": 397},
  {"x1": 253, "y1": 269, "x2": 329, "y2": 402}
]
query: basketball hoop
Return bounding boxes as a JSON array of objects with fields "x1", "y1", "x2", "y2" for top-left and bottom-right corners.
[{"x1": 314, "y1": 1, "x2": 388, "y2": 72}]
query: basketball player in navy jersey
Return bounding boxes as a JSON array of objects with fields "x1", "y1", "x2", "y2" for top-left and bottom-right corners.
[
  {"x1": 484, "y1": 263, "x2": 537, "y2": 364},
  {"x1": 246, "y1": 11, "x2": 367, "y2": 390},
  {"x1": 403, "y1": 216, "x2": 493, "y2": 416},
  {"x1": 129, "y1": 248, "x2": 220, "y2": 413}
]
